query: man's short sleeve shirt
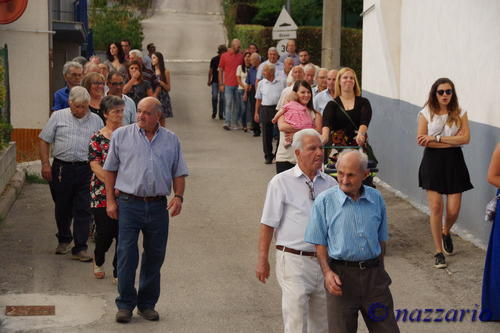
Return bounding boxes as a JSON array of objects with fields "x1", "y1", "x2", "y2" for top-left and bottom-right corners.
[{"x1": 218, "y1": 51, "x2": 244, "y2": 87}]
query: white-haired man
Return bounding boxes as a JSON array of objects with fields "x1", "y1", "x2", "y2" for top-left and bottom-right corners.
[
  {"x1": 256, "y1": 47, "x2": 285, "y2": 86},
  {"x1": 256, "y1": 129, "x2": 337, "y2": 332},
  {"x1": 305, "y1": 150, "x2": 400, "y2": 333},
  {"x1": 52, "y1": 61, "x2": 83, "y2": 111},
  {"x1": 40, "y1": 86, "x2": 104, "y2": 260},
  {"x1": 313, "y1": 69, "x2": 338, "y2": 115}
]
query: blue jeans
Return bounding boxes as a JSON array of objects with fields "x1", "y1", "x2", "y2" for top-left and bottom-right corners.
[
  {"x1": 211, "y1": 82, "x2": 224, "y2": 119},
  {"x1": 115, "y1": 195, "x2": 169, "y2": 311},
  {"x1": 237, "y1": 89, "x2": 248, "y2": 127},
  {"x1": 224, "y1": 85, "x2": 239, "y2": 127}
]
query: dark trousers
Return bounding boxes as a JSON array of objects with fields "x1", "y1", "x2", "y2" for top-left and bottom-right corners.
[
  {"x1": 49, "y1": 159, "x2": 92, "y2": 254},
  {"x1": 260, "y1": 105, "x2": 279, "y2": 161},
  {"x1": 247, "y1": 90, "x2": 260, "y2": 135},
  {"x1": 92, "y1": 207, "x2": 118, "y2": 277},
  {"x1": 326, "y1": 260, "x2": 400, "y2": 333},
  {"x1": 211, "y1": 82, "x2": 224, "y2": 119},
  {"x1": 276, "y1": 161, "x2": 295, "y2": 174},
  {"x1": 115, "y1": 194, "x2": 169, "y2": 311}
]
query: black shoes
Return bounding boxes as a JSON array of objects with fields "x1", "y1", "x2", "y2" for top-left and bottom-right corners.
[
  {"x1": 223, "y1": 125, "x2": 230, "y2": 131},
  {"x1": 116, "y1": 309, "x2": 133, "y2": 323},
  {"x1": 138, "y1": 308, "x2": 159, "y2": 321},
  {"x1": 442, "y1": 233, "x2": 454, "y2": 255},
  {"x1": 211, "y1": 113, "x2": 216, "y2": 119},
  {"x1": 434, "y1": 253, "x2": 447, "y2": 269}
]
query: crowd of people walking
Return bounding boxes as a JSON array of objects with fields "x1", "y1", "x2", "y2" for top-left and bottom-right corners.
[{"x1": 35, "y1": 35, "x2": 499, "y2": 330}]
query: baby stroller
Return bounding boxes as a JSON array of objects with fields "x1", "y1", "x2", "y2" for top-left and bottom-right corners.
[{"x1": 323, "y1": 145, "x2": 378, "y2": 188}]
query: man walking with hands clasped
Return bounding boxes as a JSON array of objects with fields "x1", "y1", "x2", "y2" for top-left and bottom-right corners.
[{"x1": 305, "y1": 150, "x2": 400, "y2": 333}]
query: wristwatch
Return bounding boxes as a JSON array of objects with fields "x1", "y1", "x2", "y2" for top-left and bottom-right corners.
[{"x1": 174, "y1": 194, "x2": 184, "y2": 203}]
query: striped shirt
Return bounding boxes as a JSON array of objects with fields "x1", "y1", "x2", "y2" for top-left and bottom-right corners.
[
  {"x1": 261, "y1": 165, "x2": 338, "y2": 252},
  {"x1": 305, "y1": 185, "x2": 388, "y2": 261},
  {"x1": 103, "y1": 124, "x2": 189, "y2": 197},
  {"x1": 39, "y1": 108, "x2": 104, "y2": 162}
]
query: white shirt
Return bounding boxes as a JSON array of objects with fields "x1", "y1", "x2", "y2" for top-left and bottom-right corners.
[
  {"x1": 276, "y1": 86, "x2": 293, "y2": 111},
  {"x1": 313, "y1": 89, "x2": 334, "y2": 114},
  {"x1": 255, "y1": 78, "x2": 286, "y2": 106},
  {"x1": 261, "y1": 165, "x2": 338, "y2": 252},
  {"x1": 256, "y1": 60, "x2": 285, "y2": 80},
  {"x1": 236, "y1": 65, "x2": 248, "y2": 90},
  {"x1": 419, "y1": 107, "x2": 466, "y2": 137}
]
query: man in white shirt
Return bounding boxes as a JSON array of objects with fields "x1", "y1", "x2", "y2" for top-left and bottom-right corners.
[
  {"x1": 256, "y1": 47, "x2": 285, "y2": 85},
  {"x1": 255, "y1": 64, "x2": 286, "y2": 164},
  {"x1": 256, "y1": 129, "x2": 337, "y2": 333},
  {"x1": 313, "y1": 69, "x2": 338, "y2": 114}
]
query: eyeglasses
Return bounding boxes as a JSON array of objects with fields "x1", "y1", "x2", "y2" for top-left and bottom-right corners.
[
  {"x1": 110, "y1": 81, "x2": 124, "y2": 86},
  {"x1": 437, "y1": 89, "x2": 453, "y2": 96},
  {"x1": 305, "y1": 180, "x2": 315, "y2": 201},
  {"x1": 92, "y1": 81, "x2": 105, "y2": 86}
]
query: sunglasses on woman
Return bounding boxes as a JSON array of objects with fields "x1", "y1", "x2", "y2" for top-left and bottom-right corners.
[{"x1": 437, "y1": 89, "x2": 453, "y2": 96}]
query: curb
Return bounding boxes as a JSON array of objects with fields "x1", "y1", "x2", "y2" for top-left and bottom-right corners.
[{"x1": 0, "y1": 168, "x2": 26, "y2": 221}]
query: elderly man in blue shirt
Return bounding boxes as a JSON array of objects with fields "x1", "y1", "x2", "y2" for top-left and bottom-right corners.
[
  {"x1": 52, "y1": 61, "x2": 83, "y2": 111},
  {"x1": 103, "y1": 96, "x2": 188, "y2": 323},
  {"x1": 305, "y1": 150, "x2": 400, "y2": 333}
]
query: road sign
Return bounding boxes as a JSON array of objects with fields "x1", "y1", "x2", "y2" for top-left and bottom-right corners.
[
  {"x1": 276, "y1": 39, "x2": 289, "y2": 57},
  {"x1": 272, "y1": 7, "x2": 297, "y2": 41}
]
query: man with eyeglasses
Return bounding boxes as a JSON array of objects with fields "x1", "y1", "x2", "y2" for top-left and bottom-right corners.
[
  {"x1": 256, "y1": 129, "x2": 337, "y2": 332},
  {"x1": 53, "y1": 61, "x2": 83, "y2": 111},
  {"x1": 305, "y1": 150, "x2": 399, "y2": 333},
  {"x1": 107, "y1": 71, "x2": 136, "y2": 125}
]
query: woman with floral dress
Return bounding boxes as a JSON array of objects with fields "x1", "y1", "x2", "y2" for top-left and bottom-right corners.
[{"x1": 89, "y1": 95, "x2": 124, "y2": 281}]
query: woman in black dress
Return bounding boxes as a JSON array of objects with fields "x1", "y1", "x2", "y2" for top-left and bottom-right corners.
[
  {"x1": 151, "y1": 51, "x2": 173, "y2": 121},
  {"x1": 417, "y1": 78, "x2": 472, "y2": 269},
  {"x1": 321, "y1": 67, "x2": 374, "y2": 185}
]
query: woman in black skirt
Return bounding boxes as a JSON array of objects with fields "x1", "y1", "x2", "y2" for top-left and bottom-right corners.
[{"x1": 417, "y1": 78, "x2": 473, "y2": 269}]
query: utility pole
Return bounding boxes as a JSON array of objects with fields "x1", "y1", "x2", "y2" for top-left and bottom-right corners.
[
  {"x1": 286, "y1": 0, "x2": 291, "y2": 14},
  {"x1": 321, "y1": 0, "x2": 342, "y2": 69}
]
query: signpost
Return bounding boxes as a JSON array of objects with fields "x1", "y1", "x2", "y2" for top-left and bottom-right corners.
[
  {"x1": 272, "y1": 7, "x2": 298, "y2": 57},
  {"x1": 272, "y1": 7, "x2": 298, "y2": 40}
]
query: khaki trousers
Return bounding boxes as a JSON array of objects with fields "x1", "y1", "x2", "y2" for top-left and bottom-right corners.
[{"x1": 276, "y1": 250, "x2": 328, "y2": 333}]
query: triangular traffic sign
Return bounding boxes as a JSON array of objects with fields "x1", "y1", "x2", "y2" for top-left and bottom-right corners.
[{"x1": 273, "y1": 7, "x2": 298, "y2": 31}]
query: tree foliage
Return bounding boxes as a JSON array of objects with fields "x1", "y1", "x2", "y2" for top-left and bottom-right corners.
[
  {"x1": 252, "y1": 0, "x2": 323, "y2": 26},
  {"x1": 89, "y1": 5, "x2": 144, "y2": 50}
]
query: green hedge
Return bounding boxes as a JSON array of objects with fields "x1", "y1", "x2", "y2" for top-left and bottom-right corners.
[{"x1": 232, "y1": 25, "x2": 362, "y2": 80}]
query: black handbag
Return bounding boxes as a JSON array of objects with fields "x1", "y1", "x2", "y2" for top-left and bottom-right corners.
[{"x1": 332, "y1": 99, "x2": 379, "y2": 165}]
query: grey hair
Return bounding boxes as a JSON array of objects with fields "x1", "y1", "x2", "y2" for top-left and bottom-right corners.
[
  {"x1": 335, "y1": 149, "x2": 369, "y2": 172},
  {"x1": 129, "y1": 49, "x2": 143, "y2": 58},
  {"x1": 63, "y1": 61, "x2": 83, "y2": 76},
  {"x1": 68, "y1": 86, "x2": 90, "y2": 104},
  {"x1": 100, "y1": 95, "x2": 125, "y2": 114},
  {"x1": 318, "y1": 67, "x2": 328, "y2": 74},
  {"x1": 268, "y1": 47, "x2": 278, "y2": 53},
  {"x1": 291, "y1": 129, "x2": 321, "y2": 151},
  {"x1": 263, "y1": 63, "x2": 276, "y2": 73},
  {"x1": 304, "y1": 63, "x2": 317, "y2": 73}
]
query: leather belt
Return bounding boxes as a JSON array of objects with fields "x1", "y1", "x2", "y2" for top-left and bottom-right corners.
[
  {"x1": 276, "y1": 245, "x2": 316, "y2": 257},
  {"x1": 329, "y1": 257, "x2": 380, "y2": 270},
  {"x1": 53, "y1": 158, "x2": 88, "y2": 166},
  {"x1": 120, "y1": 192, "x2": 166, "y2": 202}
]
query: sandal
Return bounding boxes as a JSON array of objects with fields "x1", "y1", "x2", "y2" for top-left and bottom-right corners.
[{"x1": 93, "y1": 262, "x2": 105, "y2": 279}]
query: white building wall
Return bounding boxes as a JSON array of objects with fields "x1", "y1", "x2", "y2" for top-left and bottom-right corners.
[
  {"x1": 0, "y1": 0, "x2": 51, "y2": 129},
  {"x1": 362, "y1": 0, "x2": 500, "y2": 246},
  {"x1": 364, "y1": 0, "x2": 500, "y2": 126}
]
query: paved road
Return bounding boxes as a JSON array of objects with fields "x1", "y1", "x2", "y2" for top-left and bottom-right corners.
[{"x1": 0, "y1": 0, "x2": 498, "y2": 332}]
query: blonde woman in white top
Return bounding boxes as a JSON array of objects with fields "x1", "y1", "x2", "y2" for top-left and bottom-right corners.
[{"x1": 417, "y1": 77, "x2": 473, "y2": 269}]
